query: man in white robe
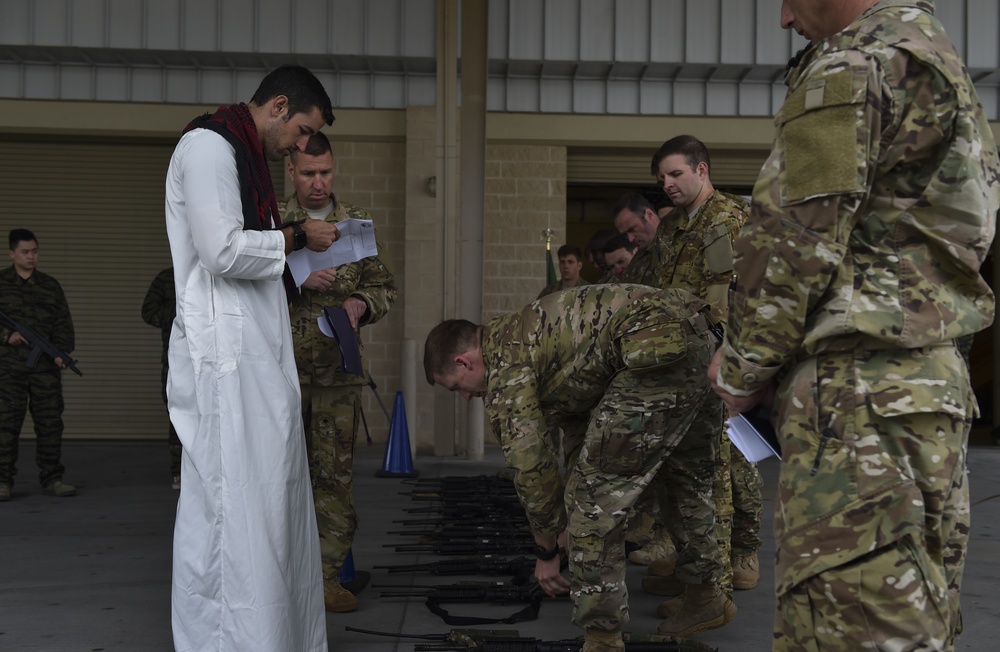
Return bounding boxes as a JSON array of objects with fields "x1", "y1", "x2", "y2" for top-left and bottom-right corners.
[{"x1": 164, "y1": 65, "x2": 339, "y2": 652}]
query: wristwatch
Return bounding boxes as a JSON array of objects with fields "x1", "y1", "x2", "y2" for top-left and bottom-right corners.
[
  {"x1": 533, "y1": 542, "x2": 560, "y2": 561},
  {"x1": 291, "y1": 221, "x2": 308, "y2": 251}
]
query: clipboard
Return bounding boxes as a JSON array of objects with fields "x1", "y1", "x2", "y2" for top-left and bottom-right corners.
[{"x1": 321, "y1": 307, "x2": 364, "y2": 377}]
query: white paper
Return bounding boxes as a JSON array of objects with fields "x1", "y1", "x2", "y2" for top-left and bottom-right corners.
[
  {"x1": 287, "y1": 217, "x2": 378, "y2": 286},
  {"x1": 727, "y1": 414, "x2": 780, "y2": 463}
]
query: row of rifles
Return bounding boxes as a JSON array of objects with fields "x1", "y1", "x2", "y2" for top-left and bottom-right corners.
[{"x1": 348, "y1": 474, "x2": 715, "y2": 652}]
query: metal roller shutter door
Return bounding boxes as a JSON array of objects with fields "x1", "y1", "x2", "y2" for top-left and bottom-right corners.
[
  {"x1": 0, "y1": 138, "x2": 284, "y2": 440},
  {"x1": 567, "y1": 148, "x2": 767, "y2": 188}
]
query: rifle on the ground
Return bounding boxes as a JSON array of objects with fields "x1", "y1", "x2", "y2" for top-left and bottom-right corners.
[
  {"x1": 373, "y1": 581, "x2": 549, "y2": 626},
  {"x1": 376, "y1": 580, "x2": 542, "y2": 604},
  {"x1": 400, "y1": 504, "x2": 530, "y2": 522},
  {"x1": 385, "y1": 538, "x2": 535, "y2": 556},
  {"x1": 0, "y1": 307, "x2": 81, "y2": 375},
  {"x1": 375, "y1": 555, "x2": 537, "y2": 577},
  {"x1": 344, "y1": 626, "x2": 719, "y2": 652},
  {"x1": 388, "y1": 524, "x2": 532, "y2": 539}
]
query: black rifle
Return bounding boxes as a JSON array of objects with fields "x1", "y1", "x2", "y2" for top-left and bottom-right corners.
[
  {"x1": 388, "y1": 524, "x2": 532, "y2": 539},
  {"x1": 375, "y1": 555, "x2": 537, "y2": 577},
  {"x1": 386, "y1": 538, "x2": 535, "y2": 556},
  {"x1": 374, "y1": 581, "x2": 548, "y2": 626},
  {"x1": 0, "y1": 307, "x2": 82, "y2": 376},
  {"x1": 376, "y1": 580, "x2": 542, "y2": 604},
  {"x1": 344, "y1": 626, "x2": 719, "y2": 652}
]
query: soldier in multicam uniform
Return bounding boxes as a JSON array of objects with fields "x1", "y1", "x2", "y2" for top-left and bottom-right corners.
[
  {"x1": 283, "y1": 132, "x2": 397, "y2": 613},
  {"x1": 650, "y1": 137, "x2": 766, "y2": 599},
  {"x1": 0, "y1": 229, "x2": 76, "y2": 501},
  {"x1": 424, "y1": 284, "x2": 726, "y2": 651},
  {"x1": 710, "y1": 1, "x2": 1000, "y2": 650}
]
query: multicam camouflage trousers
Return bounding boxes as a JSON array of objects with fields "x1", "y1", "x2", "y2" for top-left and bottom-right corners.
[
  {"x1": 0, "y1": 367, "x2": 66, "y2": 487},
  {"x1": 730, "y1": 443, "x2": 763, "y2": 557},
  {"x1": 302, "y1": 384, "x2": 361, "y2": 581},
  {"x1": 565, "y1": 329, "x2": 722, "y2": 633},
  {"x1": 652, "y1": 394, "x2": 726, "y2": 588},
  {"x1": 772, "y1": 344, "x2": 972, "y2": 651}
]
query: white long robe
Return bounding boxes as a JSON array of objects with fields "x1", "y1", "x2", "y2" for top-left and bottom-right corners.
[{"x1": 164, "y1": 128, "x2": 327, "y2": 652}]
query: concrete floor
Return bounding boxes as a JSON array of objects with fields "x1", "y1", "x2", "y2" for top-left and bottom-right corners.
[{"x1": 2, "y1": 440, "x2": 999, "y2": 651}]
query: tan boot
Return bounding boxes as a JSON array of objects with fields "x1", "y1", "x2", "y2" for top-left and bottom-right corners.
[
  {"x1": 581, "y1": 629, "x2": 624, "y2": 652},
  {"x1": 656, "y1": 594, "x2": 684, "y2": 619},
  {"x1": 627, "y1": 532, "x2": 677, "y2": 566},
  {"x1": 324, "y1": 579, "x2": 359, "y2": 613},
  {"x1": 642, "y1": 572, "x2": 685, "y2": 597},
  {"x1": 732, "y1": 552, "x2": 760, "y2": 590},
  {"x1": 656, "y1": 584, "x2": 737, "y2": 637},
  {"x1": 647, "y1": 556, "x2": 678, "y2": 578}
]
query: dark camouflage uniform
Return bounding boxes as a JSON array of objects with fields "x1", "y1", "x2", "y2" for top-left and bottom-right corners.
[
  {"x1": 140, "y1": 267, "x2": 181, "y2": 477},
  {"x1": 283, "y1": 194, "x2": 397, "y2": 581},
  {"x1": 0, "y1": 265, "x2": 74, "y2": 488},
  {"x1": 717, "y1": 2, "x2": 1000, "y2": 649},
  {"x1": 480, "y1": 284, "x2": 722, "y2": 633}
]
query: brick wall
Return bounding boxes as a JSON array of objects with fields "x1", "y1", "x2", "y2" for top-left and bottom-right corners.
[{"x1": 482, "y1": 145, "x2": 567, "y2": 321}]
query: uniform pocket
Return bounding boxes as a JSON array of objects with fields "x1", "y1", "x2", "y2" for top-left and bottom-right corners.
[{"x1": 618, "y1": 322, "x2": 687, "y2": 372}]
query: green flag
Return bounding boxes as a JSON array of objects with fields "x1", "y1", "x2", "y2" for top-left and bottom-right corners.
[{"x1": 547, "y1": 247, "x2": 557, "y2": 285}]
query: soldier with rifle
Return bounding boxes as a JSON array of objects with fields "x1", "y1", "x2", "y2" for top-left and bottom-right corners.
[
  {"x1": 0, "y1": 228, "x2": 78, "y2": 501},
  {"x1": 423, "y1": 285, "x2": 725, "y2": 652}
]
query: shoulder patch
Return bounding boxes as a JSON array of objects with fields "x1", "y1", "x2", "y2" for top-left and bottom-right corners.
[{"x1": 780, "y1": 64, "x2": 870, "y2": 204}]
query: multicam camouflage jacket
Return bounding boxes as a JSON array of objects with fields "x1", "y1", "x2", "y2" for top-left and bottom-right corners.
[
  {"x1": 283, "y1": 194, "x2": 397, "y2": 387},
  {"x1": 648, "y1": 189, "x2": 746, "y2": 322},
  {"x1": 479, "y1": 284, "x2": 709, "y2": 536},
  {"x1": 718, "y1": 0, "x2": 1000, "y2": 398},
  {"x1": 0, "y1": 265, "x2": 74, "y2": 372},
  {"x1": 536, "y1": 277, "x2": 589, "y2": 300}
]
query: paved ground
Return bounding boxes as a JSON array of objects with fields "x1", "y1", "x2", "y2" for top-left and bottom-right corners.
[{"x1": 1, "y1": 440, "x2": 998, "y2": 651}]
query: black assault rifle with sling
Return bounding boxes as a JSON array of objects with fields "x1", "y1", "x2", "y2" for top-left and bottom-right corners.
[
  {"x1": 0, "y1": 307, "x2": 82, "y2": 376},
  {"x1": 375, "y1": 555, "x2": 538, "y2": 577}
]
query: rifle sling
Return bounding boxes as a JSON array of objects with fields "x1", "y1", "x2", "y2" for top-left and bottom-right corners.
[{"x1": 424, "y1": 593, "x2": 543, "y2": 626}]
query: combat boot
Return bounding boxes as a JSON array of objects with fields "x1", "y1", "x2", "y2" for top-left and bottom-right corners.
[
  {"x1": 732, "y1": 552, "x2": 760, "y2": 590},
  {"x1": 323, "y1": 579, "x2": 359, "y2": 613},
  {"x1": 627, "y1": 531, "x2": 677, "y2": 566},
  {"x1": 43, "y1": 480, "x2": 76, "y2": 497},
  {"x1": 0, "y1": 483, "x2": 10, "y2": 502},
  {"x1": 581, "y1": 629, "x2": 624, "y2": 652},
  {"x1": 642, "y1": 572, "x2": 685, "y2": 597},
  {"x1": 656, "y1": 584, "x2": 736, "y2": 637},
  {"x1": 647, "y1": 555, "x2": 678, "y2": 578}
]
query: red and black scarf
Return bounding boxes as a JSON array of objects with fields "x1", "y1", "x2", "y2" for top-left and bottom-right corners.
[{"x1": 185, "y1": 103, "x2": 298, "y2": 296}]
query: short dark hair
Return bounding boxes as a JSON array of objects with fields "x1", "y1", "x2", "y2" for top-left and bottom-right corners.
[
  {"x1": 603, "y1": 233, "x2": 635, "y2": 254},
  {"x1": 423, "y1": 319, "x2": 481, "y2": 384},
  {"x1": 556, "y1": 244, "x2": 583, "y2": 260},
  {"x1": 291, "y1": 131, "x2": 333, "y2": 162},
  {"x1": 651, "y1": 135, "x2": 711, "y2": 177},
  {"x1": 610, "y1": 193, "x2": 654, "y2": 222},
  {"x1": 251, "y1": 65, "x2": 335, "y2": 126},
  {"x1": 9, "y1": 228, "x2": 36, "y2": 250},
  {"x1": 585, "y1": 228, "x2": 616, "y2": 255}
]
